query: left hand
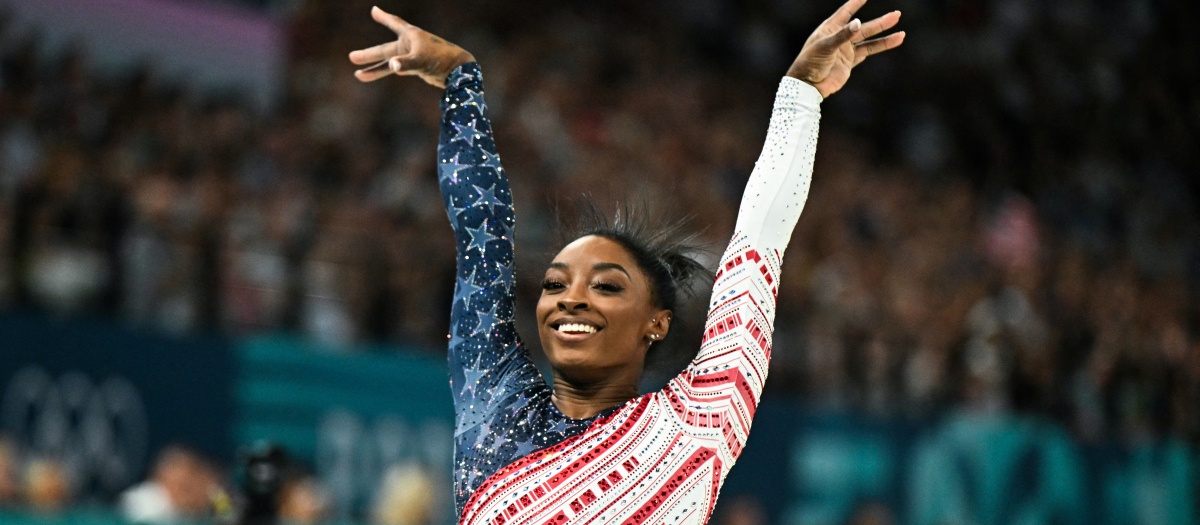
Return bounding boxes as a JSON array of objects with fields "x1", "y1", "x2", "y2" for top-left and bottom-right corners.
[{"x1": 787, "y1": 0, "x2": 906, "y2": 98}]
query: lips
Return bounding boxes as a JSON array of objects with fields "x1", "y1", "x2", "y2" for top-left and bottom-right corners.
[{"x1": 549, "y1": 317, "x2": 603, "y2": 341}]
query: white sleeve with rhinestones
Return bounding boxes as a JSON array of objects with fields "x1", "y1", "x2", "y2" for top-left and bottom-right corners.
[{"x1": 733, "y1": 76, "x2": 822, "y2": 251}]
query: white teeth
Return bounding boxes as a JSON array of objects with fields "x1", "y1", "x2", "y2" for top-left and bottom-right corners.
[{"x1": 557, "y1": 323, "x2": 597, "y2": 334}]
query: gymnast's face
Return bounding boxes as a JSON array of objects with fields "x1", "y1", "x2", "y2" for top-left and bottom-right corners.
[{"x1": 537, "y1": 236, "x2": 670, "y2": 386}]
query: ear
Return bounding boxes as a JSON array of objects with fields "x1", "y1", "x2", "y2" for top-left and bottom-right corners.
[{"x1": 645, "y1": 309, "x2": 673, "y2": 343}]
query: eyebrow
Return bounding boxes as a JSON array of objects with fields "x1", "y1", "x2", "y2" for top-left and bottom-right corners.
[
  {"x1": 592, "y1": 262, "x2": 631, "y2": 278},
  {"x1": 548, "y1": 262, "x2": 631, "y2": 279}
]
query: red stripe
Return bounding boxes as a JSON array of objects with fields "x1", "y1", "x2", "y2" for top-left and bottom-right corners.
[
  {"x1": 540, "y1": 511, "x2": 567, "y2": 525},
  {"x1": 690, "y1": 369, "x2": 757, "y2": 418},
  {"x1": 545, "y1": 399, "x2": 648, "y2": 490},
  {"x1": 619, "y1": 447, "x2": 718, "y2": 525},
  {"x1": 539, "y1": 409, "x2": 656, "y2": 519},
  {"x1": 577, "y1": 434, "x2": 683, "y2": 522},
  {"x1": 460, "y1": 397, "x2": 648, "y2": 524}
]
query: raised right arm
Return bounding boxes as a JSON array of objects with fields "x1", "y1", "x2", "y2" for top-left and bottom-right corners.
[
  {"x1": 437, "y1": 63, "x2": 542, "y2": 415},
  {"x1": 348, "y1": 8, "x2": 544, "y2": 426}
]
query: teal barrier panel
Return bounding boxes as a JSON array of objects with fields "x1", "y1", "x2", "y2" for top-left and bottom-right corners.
[
  {"x1": 0, "y1": 313, "x2": 234, "y2": 502},
  {"x1": 0, "y1": 509, "x2": 130, "y2": 525},
  {"x1": 234, "y1": 335, "x2": 455, "y2": 523},
  {"x1": 718, "y1": 407, "x2": 1197, "y2": 525},
  {"x1": 0, "y1": 509, "x2": 362, "y2": 525}
]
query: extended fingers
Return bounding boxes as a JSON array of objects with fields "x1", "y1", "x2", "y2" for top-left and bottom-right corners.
[
  {"x1": 371, "y1": 6, "x2": 414, "y2": 34},
  {"x1": 853, "y1": 10, "x2": 900, "y2": 43},
  {"x1": 830, "y1": 0, "x2": 868, "y2": 25},
  {"x1": 354, "y1": 54, "x2": 426, "y2": 82},
  {"x1": 853, "y1": 31, "x2": 906, "y2": 65},
  {"x1": 817, "y1": 18, "x2": 862, "y2": 50},
  {"x1": 349, "y1": 42, "x2": 397, "y2": 65},
  {"x1": 354, "y1": 58, "x2": 399, "y2": 82}
]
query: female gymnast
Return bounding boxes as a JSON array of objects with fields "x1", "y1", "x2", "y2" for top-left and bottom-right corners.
[{"x1": 349, "y1": 1, "x2": 904, "y2": 523}]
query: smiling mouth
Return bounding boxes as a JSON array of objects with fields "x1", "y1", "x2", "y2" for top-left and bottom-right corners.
[{"x1": 555, "y1": 323, "x2": 599, "y2": 334}]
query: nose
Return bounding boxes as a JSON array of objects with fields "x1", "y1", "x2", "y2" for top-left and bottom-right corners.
[
  {"x1": 557, "y1": 298, "x2": 590, "y2": 311},
  {"x1": 557, "y1": 282, "x2": 590, "y2": 312}
]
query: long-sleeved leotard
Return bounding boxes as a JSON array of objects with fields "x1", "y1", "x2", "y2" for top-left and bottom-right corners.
[{"x1": 440, "y1": 62, "x2": 821, "y2": 525}]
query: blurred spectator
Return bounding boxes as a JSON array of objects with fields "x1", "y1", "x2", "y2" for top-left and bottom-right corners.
[
  {"x1": 119, "y1": 445, "x2": 219, "y2": 523},
  {"x1": 371, "y1": 463, "x2": 436, "y2": 525},
  {"x1": 714, "y1": 495, "x2": 767, "y2": 525},
  {"x1": 0, "y1": 436, "x2": 19, "y2": 506},
  {"x1": 22, "y1": 457, "x2": 70, "y2": 513},
  {"x1": 846, "y1": 501, "x2": 896, "y2": 525},
  {"x1": 278, "y1": 476, "x2": 329, "y2": 525}
]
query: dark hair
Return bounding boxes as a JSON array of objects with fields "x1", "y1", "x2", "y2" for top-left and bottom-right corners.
[{"x1": 556, "y1": 197, "x2": 711, "y2": 328}]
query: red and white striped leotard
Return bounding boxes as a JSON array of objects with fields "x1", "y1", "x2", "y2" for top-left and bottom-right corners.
[{"x1": 457, "y1": 75, "x2": 822, "y2": 525}]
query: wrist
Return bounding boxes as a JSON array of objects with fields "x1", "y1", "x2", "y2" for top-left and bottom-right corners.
[
  {"x1": 437, "y1": 52, "x2": 477, "y2": 89},
  {"x1": 786, "y1": 74, "x2": 829, "y2": 99},
  {"x1": 452, "y1": 51, "x2": 476, "y2": 71}
]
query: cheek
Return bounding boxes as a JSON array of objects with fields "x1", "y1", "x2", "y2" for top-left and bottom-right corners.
[
  {"x1": 595, "y1": 298, "x2": 648, "y2": 340},
  {"x1": 535, "y1": 294, "x2": 552, "y2": 320}
]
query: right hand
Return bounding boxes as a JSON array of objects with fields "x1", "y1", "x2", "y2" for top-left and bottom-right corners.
[{"x1": 348, "y1": 7, "x2": 475, "y2": 88}]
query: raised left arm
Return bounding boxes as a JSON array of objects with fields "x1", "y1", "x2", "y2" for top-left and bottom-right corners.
[{"x1": 661, "y1": 0, "x2": 905, "y2": 460}]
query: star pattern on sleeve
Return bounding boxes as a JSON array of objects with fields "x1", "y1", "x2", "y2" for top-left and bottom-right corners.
[
  {"x1": 491, "y1": 261, "x2": 513, "y2": 291},
  {"x1": 478, "y1": 149, "x2": 503, "y2": 172},
  {"x1": 471, "y1": 183, "x2": 507, "y2": 212},
  {"x1": 495, "y1": 214, "x2": 515, "y2": 242},
  {"x1": 465, "y1": 218, "x2": 495, "y2": 254},
  {"x1": 452, "y1": 118, "x2": 483, "y2": 147},
  {"x1": 454, "y1": 268, "x2": 483, "y2": 309},
  {"x1": 471, "y1": 302, "x2": 505, "y2": 337},
  {"x1": 459, "y1": 353, "x2": 489, "y2": 399},
  {"x1": 462, "y1": 89, "x2": 487, "y2": 110},
  {"x1": 440, "y1": 151, "x2": 472, "y2": 184},
  {"x1": 448, "y1": 202, "x2": 467, "y2": 230}
]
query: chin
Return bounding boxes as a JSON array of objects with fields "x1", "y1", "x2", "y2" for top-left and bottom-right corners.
[{"x1": 541, "y1": 335, "x2": 605, "y2": 371}]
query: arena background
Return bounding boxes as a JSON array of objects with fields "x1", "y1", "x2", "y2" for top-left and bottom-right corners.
[{"x1": 0, "y1": 0, "x2": 1197, "y2": 524}]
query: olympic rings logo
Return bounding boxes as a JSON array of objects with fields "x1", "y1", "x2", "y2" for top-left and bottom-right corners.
[{"x1": 1, "y1": 366, "x2": 149, "y2": 495}]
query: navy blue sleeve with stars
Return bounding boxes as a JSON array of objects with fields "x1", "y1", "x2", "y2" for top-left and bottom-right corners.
[{"x1": 439, "y1": 62, "x2": 617, "y2": 516}]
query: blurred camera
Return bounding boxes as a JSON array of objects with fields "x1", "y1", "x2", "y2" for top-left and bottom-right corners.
[{"x1": 236, "y1": 442, "x2": 302, "y2": 525}]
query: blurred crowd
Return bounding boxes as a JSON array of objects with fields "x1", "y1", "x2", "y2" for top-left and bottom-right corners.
[
  {"x1": 0, "y1": 436, "x2": 446, "y2": 525},
  {"x1": 1, "y1": 0, "x2": 1197, "y2": 465}
]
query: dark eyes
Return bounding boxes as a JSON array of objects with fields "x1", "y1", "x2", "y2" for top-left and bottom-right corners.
[
  {"x1": 595, "y1": 282, "x2": 624, "y2": 292},
  {"x1": 540, "y1": 279, "x2": 624, "y2": 293}
]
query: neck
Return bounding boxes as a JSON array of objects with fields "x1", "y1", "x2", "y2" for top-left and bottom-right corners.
[{"x1": 550, "y1": 374, "x2": 641, "y2": 420}]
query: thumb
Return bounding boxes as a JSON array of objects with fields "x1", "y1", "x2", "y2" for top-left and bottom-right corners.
[
  {"x1": 390, "y1": 54, "x2": 426, "y2": 74},
  {"x1": 818, "y1": 18, "x2": 861, "y2": 50}
]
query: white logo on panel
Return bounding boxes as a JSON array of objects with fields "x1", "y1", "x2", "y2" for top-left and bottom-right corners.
[{"x1": 1, "y1": 366, "x2": 149, "y2": 495}]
